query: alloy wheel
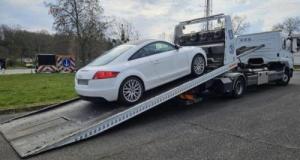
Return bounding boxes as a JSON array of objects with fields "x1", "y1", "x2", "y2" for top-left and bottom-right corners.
[
  {"x1": 193, "y1": 55, "x2": 205, "y2": 75},
  {"x1": 122, "y1": 79, "x2": 143, "y2": 103}
]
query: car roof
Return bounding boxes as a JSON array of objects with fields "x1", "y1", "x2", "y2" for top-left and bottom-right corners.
[{"x1": 126, "y1": 39, "x2": 168, "y2": 46}]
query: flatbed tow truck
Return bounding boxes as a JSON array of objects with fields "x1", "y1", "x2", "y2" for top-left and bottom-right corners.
[{"x1": 0, "y1": 14, "x2": 295, "y2": 158}]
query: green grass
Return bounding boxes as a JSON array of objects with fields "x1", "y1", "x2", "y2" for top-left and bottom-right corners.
[{"x1": 0, "y1": 73, "x2": 77, "y2": 110}]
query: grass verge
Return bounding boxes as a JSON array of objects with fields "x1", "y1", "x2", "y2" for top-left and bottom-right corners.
[{"x1": 0, "y1": 73, "x2": 77, "y2": 111}]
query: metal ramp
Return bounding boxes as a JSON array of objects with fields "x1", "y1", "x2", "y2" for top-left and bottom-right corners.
[{"x1": 0, "y1": 62, "x2": 238, "y2": 158}]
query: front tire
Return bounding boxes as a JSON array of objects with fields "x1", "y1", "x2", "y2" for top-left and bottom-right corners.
[
  {"x1": 191, "y1": 54, "x2": 206, "y2": 77},
  {"x1": 118, "y1": 77, "x2": 144, "y2": 105}
]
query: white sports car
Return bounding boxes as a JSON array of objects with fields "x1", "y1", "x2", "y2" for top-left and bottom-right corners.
[{"x1": 75, "y1": 39, "x2": 207, "y2": 104}]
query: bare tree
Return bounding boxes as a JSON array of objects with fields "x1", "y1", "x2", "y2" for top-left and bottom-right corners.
[
  {"x1": 158, "y1": 32, "x2": 174, "y2": 42},
  {"x1": 232, "y1": 15, "x2": 250, "y2": 35},
  {"x1": 45, "y1": 0, "x2": 106, "y2": 66},
  {"x1": 107, "y1": 18, "x2": 140, "y2": 44},
  {"x1": 272, "y1": 17, "x2": 300, "y2": 36}
]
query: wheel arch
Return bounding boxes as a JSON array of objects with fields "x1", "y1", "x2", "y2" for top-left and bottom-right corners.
[
  {"x1": 223, "y1": 72, "x2": 247, "y2": 88},
  {"x1": 118, "y1": 75, "x2": 145, "y2": 92},
  {"x1": 125, "y1": 75, "x2": 145, "y2": 89},
  {"x1": 193, "y1": 52, "x2": 207, "y2": 66},
  {"x1": 190, "y1": 53, "x2": 207, "y2": 76},
  {"x1": 117, "y1": 74, "x2": 145, "y2": 101},
  {"x1": 188, "y1": 47, "x2": 208, "y2": 67}
]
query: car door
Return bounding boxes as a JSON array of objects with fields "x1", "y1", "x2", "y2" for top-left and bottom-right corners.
[
  {"x1": 129, "y1": 44, "x2": 161, "y2": 90},
  {"x1": 129, "y1": 42, "x2": 187, "y2": 90},
  {"x1": 173, "y1": 47, "x2": 190, "y2": 77},
  {"x1": 150, "y1": 42, "x2": 180, "y2": 85}
]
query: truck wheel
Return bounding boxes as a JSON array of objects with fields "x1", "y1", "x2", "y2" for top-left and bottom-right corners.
[
  {"x1": 231, "y1": 77, "x2": 246, "y2": 98},
  {"x1": 191, "y1": 54, "x2": 206, "y2": 77},
  {"x1": 118, "y1": 77, "x2": 144, "y2": 105},
  {"x1": 277, "y1": 69, "x2": 290, "y2": 86}
]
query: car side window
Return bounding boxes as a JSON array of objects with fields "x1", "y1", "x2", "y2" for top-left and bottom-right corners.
[
  {"x1": 130, "y1": 42, "x2": 176, "y2": 60},
  {"x1": 130, "y1": 43, "x2": 157, "y2": 60},
  {"x1": 155, "y1": 42, "x2": 175, "y2": 53}
]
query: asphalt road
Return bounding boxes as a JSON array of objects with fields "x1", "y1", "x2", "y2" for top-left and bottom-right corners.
[{"x1": 1, "y1": 72, "x2": 300, "y2": 160}]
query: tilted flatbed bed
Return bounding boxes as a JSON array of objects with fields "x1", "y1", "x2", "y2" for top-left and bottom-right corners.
[{"x1": 0, "y1": 62, "x2": 237, "y2": 157}]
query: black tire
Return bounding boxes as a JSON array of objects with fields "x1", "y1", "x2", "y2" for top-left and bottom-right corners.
[
  {"x1": 231, "y1": 77, "x2": 246, "y2": 98},
  {"x1": 191, "y1": 54, "x2": 206, "y2": 77},
  {"x1": 118, "y1": 77, "x2": 144, "y2": 105},
  {"x1": 276, "y1": 69, "x2": 290, "y2": 86}
]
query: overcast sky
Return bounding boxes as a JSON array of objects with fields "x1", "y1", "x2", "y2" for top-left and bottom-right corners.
[{"x1": 0, "y1": 0, "x2": 300, "y2": 39}]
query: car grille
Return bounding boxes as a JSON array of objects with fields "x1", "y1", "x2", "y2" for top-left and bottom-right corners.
[{"x1": 77, "y1": 79, "x2": 89, "y2": 85}]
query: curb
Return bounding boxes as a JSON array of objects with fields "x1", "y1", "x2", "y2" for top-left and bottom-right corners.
[
  {"x1": 0, "y1": 98, "x2": 80, "y2": 115},
  {"x1": 0, "y1": 104, "x2": 56, "y2": 115}
]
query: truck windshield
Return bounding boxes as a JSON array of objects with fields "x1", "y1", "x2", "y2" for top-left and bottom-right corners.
[{"x1": 88, "y1": 44, "x2": 134, "y2": 66}]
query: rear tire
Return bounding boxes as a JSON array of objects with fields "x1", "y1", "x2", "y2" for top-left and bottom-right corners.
[
  {"x1": 118, "y1": 77, "x2": 144, "y2": 105},
  {"x1": 231, "y1": 77, "x2": 246, "y2": 98},
  {"x1": 276, "y1": 68, "x2": 290, "y2": 86},
  {"x1": 191, "y1": 54, "x2": 206, "y2": 77}
]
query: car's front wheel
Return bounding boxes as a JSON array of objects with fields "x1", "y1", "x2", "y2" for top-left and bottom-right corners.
[
  {"x1": 118, "y1": 77, "x2": 144, "y2": 105},
  {"x1": 191, "y1": 54, "x2": 206, "y2": 76}
]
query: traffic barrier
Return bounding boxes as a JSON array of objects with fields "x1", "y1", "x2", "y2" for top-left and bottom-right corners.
[
  {"x1": 56, "y1": 56, "x2": 76, "y2": 73},
  {"x1": 36, "y1": 65, "x2": 58, "y2": 73}
]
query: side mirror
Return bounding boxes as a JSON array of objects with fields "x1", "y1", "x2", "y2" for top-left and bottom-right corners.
[{"x1": 174, "y1": 44, "x2": 181, "y2": 50}]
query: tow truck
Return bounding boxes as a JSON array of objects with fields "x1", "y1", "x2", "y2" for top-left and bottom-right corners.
[{"x1": 0, "y1": 14, "x2": 296, "y2": 158}]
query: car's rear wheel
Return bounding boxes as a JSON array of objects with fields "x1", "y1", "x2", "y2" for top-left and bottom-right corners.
[
  {"x1": 119, "y1": 77, "x2": 144, "y2": 105},
  {"x1": 191, "y1": 54, "x2": 206, "y2": 76}
]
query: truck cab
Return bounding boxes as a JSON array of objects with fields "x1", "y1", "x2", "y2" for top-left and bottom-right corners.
[{"x1": 236, "y1": 31, "x2": 294, "y2": 69}]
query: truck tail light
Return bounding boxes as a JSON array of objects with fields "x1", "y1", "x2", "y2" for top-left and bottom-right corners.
[{"x1": 93, "y1": 71, "x2": 119, "y2": 79}]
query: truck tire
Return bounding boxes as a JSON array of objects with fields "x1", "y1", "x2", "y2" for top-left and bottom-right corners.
[
  {"x1": 231, "y1": 77, "x2": 246, "y2": 98},
  {"x1": 276, "y1": 69, "x2": 290, "y2": 86}
]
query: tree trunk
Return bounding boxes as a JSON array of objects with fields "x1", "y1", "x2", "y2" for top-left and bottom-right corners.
[{"x1": 79, "y1": 40, "x2": 86, "y2": 67}]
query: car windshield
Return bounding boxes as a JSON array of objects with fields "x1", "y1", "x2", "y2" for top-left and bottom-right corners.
[{"x1": 88, "y1": 44, "x2": 134, "y2": 66}]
